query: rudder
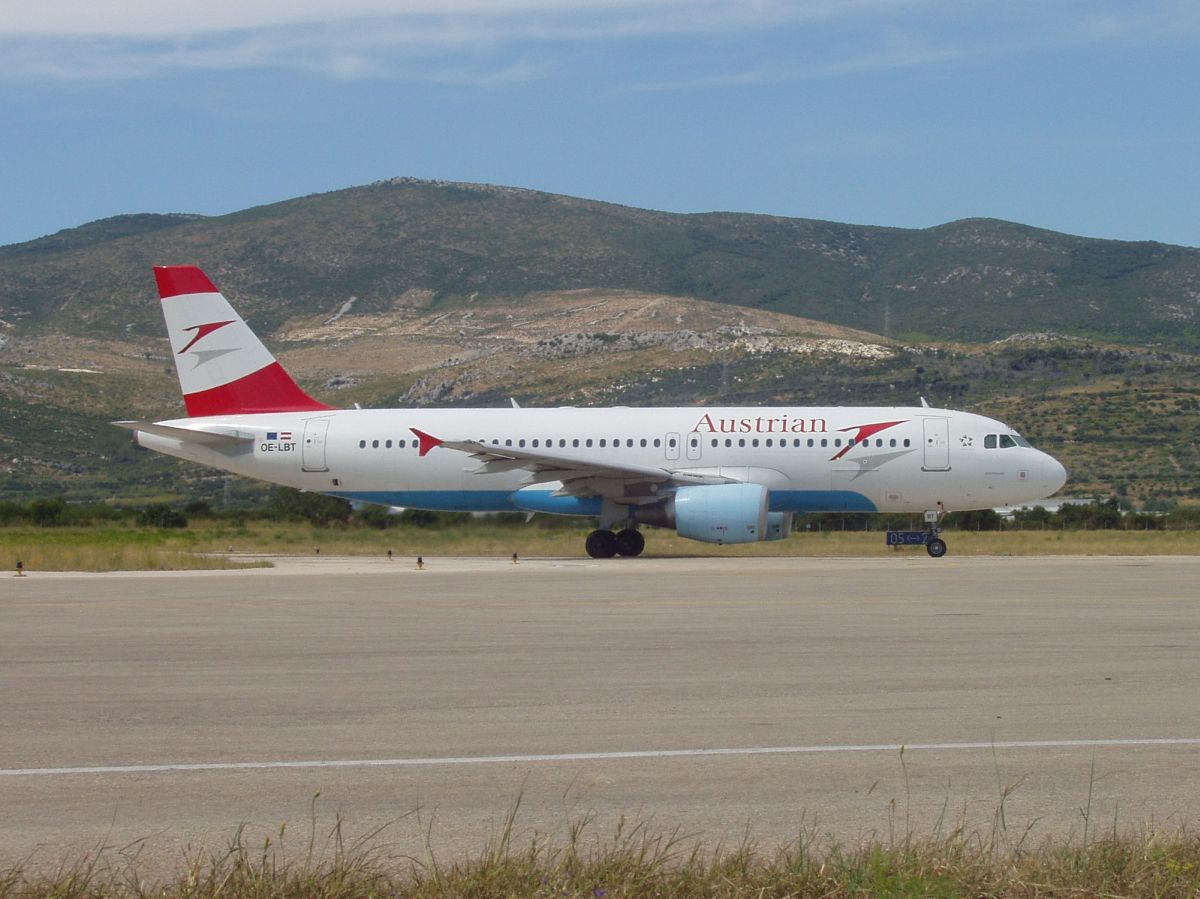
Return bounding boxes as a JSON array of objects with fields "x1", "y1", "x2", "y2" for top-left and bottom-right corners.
[{"x1": 155, "y1": 265, "x2": 332, "y2": 417}]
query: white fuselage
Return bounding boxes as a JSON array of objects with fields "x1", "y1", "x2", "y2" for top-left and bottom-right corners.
[{"x1": 137, "y1": 405, "x2": 1067, "y2": 516}]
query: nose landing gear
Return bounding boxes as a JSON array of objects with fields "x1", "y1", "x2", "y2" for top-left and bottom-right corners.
[{"x1": 884, "y1": 508, "x2": 948, "y2": 558}]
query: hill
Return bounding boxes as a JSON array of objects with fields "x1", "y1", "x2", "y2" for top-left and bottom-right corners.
[{"x1": 2, "y1": 178, "x2": 1199, "y2": 347}]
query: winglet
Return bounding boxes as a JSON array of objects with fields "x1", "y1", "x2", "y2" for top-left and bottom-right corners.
[{"x1": 410, "y1": 428, "x2": 443, "y2": 457}]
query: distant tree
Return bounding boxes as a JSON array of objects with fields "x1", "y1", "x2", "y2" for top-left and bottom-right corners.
[
  {"x1": 137, "y1": 504, "x2": 188, "y2": 528},
  {"x1": 1012, "y1": 506, "x2": 1053, "y2": 528},
  {"x1": 267, "y1": 487, "x2": 351, "y2": 527},
  {"x1": 945, "y1": 509, "x2": 1003, "y2": 531},
  {"x1": 29, "y1": 498, "x2": 68, "y2": 527},
  {"x1": 183, "y1": 500, "x2": 215, "y2": 519},
  {"x1": 355, "y1": 504, "x2": 393, "y2": 529}
]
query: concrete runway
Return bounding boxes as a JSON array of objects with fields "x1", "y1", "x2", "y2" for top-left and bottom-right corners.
[{"x1": 3, "y1": 555, "x2": 1199, "y2": 874}]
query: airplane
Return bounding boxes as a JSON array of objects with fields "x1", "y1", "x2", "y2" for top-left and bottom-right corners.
[{"x1": 116, "y1": 265, "x2": 1068, "y2": 559}]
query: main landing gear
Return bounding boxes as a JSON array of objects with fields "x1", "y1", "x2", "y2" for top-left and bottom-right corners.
[{"x1": 585, "y1": 528, "x2": 646, "y2": 559}]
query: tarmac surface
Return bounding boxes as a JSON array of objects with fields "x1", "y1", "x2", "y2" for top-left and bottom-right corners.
[{"x1": 3, "y1": 554, "x2": 1199, "y2": 875}]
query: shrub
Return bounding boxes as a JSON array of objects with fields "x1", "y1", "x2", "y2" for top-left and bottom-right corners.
[{"x1": 137, "y1": 504, "x2": 188, "y2": 528}]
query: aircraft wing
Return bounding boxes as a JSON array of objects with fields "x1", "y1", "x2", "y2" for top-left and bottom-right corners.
[{"x1": 410, "y1": 428, "x2": 734, "y2": 499}]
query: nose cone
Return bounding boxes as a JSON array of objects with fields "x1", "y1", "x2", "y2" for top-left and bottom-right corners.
[{"x1": 1042, "y1": 453, "x2": 1068, "y2": 496}]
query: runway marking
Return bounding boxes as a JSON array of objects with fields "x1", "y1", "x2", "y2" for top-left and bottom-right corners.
[{"x1": 4, "y1": 738, "x2": 1199, "y2": 777}]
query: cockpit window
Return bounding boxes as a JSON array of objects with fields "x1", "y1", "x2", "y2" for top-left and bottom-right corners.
[
  {"x1": 1012, "y1": 434, "x2": 1031, "y2": 447},
  {"x1": 998, "y1": 434, "x2": 1017, "y2": 449},
  {"x1": 984, "y1": 434, "x2": 997, "y2": 449}
]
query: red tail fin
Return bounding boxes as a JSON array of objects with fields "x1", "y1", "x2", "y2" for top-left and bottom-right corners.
[{"x1": 155, "y1": 265, "x2": 332, "y2": 417}]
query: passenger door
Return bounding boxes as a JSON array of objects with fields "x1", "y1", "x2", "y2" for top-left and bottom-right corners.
[
  {"x1": 922, "y1": 417, "x2": 950, "y2": 471},
  {"x1": 302, "y1": 418, "x2": 330, "y2": 472}
]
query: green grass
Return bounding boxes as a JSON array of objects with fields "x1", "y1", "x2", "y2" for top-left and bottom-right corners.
[
  {"x1": 0, "y1": 526, "x2": 271, "y2": 572},
  {"x1": 4, "y1": 523, "x2": 1200, "y2": 571}
]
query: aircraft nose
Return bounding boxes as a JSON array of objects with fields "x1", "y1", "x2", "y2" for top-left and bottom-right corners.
[{"x1": 1043, "y1": 453, "x2": 1068, "y2": 495}]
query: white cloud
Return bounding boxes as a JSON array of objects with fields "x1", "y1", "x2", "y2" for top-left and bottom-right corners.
[
  {"x1": 2, "y1": 0, "x2": 837, "y2": 39},
  {"x1": 1, "y1": 0, "x2": 1195, "y2": 83}
]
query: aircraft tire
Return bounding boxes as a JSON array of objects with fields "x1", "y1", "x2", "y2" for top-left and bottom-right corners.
[
  {"x1": 614, "y1": 528, "x2": 645, "y2": 557},
  {"x1": 586, "y1": 529, "x2": 618, "y2": 559},
  {"x1": 926, "y1": 537, "x2": 947, "y2": 558}
]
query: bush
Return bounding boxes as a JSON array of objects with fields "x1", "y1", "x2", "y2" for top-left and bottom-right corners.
[
  {"x1": 355, "y1": 504, "x2": 394, "y2": 529},
  {"x1": 267, "y1": 487, "x2": 352, "y2": 526},
  {"x1": 29, "y1": 498, "x2": 68, "y2": 527},
  {"x1": 137, "y1": 504, "x2": 188, "y2": 528}
]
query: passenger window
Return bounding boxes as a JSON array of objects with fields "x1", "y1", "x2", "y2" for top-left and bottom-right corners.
[
  {"x1": 385, "y1": 440, "x2": 392, "y2": 448},
  {"x1": 889, "y1": 438, "x2": 896, "y2": 447},
  {"x1": 532, "y1": 439, "x2": 539, "y2": 447},
  {"x1": 999, "y1": 435, "x2": 1017, "y2": 449},
  {"x1": 506, "y1": 439, "x2": 513, "y2": 447},
  {"x1": 984, "y1": 434, "x2": 997, "y2": 449},
  {"x1": 711, "y1": 439, "x2": 718, "y2": 448},
  {"x1": 573, "y1": 439, "x2": 580, "y2": 447},
  {"x1": 848, "y1": 438, "x2": 856, "y2": 447},
  {"x1": 640, "y1": 438, "x2": 647, "y2": 447},
  {"x1": 586, "y1": 439, "x2": 593, "y2": 447},
  {"x1": 834, "y1": 438, "x2": 842, "y2": 447},
  {"x1": 654, "y1": 438, "x2": 661, "y2": 447},
  {"x1": 726, "y1": 438, "x2": 733, "y2": 447},
  {"x1": 668, "y1": 438, "x2": 676, "y2": 447},
  {"x1": 876, "y1": 439, "x2": 883, "y2": 447},
  {"x1": 519, "y1": 439, "x2": 526, "y2": 447},
  {"x1": 399, "y1": 440, "x2": 406, "y2": 448},
  {"x1": 903, "y1": 438, "x2": 910, "y2": 447},
  {"x1": 765, "y1": 439, "x2": 773, "y2": 447},
  {"x1": 821, "y1": 438, "x2": 828, "y2": 447},
  {"x1": 359, "y1": 440, "x2": 366, "y2": 448},
  {"x1": 372, "y1": 439, "x2": 379, "y2": 448},
  {"x1": 752, "y1": 438, "x2": 759, "y2": 447},
  {"x1": 738, "y1": 438, "x2": 746, "y2": 447},
  {"x1": 808, "y1": 439, "x2": 814, "y2": 447},
  {"x1": 599, "y1": 439, "x2": 607, "y2": 448}
]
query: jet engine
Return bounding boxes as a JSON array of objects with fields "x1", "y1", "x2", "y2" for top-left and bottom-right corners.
[
  {"x1": 764, "y1": 511, "x2": 793, "y2": 541},
  {"x1": 673, "y1": 483, "x2": 769, "y2": 544}
]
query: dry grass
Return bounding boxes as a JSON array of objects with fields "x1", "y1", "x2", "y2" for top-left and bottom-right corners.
[
  {"x1": 2, "y1": 811, "x2": 1199, "y2": 898},
  {"x1": 183, "y1": 523, "x2": 1200, "y2": 559},
  {"x1": 0, "y1": 527, "x2": 271, "y2": 572},
  {"x1": 3, "y1": 523, "x2": 1200, "y2": 572}
]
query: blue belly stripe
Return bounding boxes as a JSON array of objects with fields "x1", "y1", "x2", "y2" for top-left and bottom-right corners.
[{"x1": 334, "y1": 489, "x2": 875, "y2": 515}]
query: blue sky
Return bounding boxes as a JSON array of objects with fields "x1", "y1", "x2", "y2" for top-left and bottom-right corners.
[{"x1": 2, "y1": 0, "x2": 1198, "y2": 248}]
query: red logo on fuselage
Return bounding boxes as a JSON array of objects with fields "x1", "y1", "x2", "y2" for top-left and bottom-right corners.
[
  {"x1": 178, "y1": 320, "x2": 235, "y2": 354},
  {"x1": 830, "y1": 420, "x2": 908, "y2": 461}
]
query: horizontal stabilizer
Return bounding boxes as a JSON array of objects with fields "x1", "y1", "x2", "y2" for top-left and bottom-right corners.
[{"x1": 112, "y1": 421, "x2": 255, "y2": 447}]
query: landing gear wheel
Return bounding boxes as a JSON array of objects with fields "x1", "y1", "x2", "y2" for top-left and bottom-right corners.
[
  {"x1": 926, "y1": 537, "x2": 947, "y2": 558},
  {"x1": 614, "y1": 528, "x2": 645, "y2": 557},
  {"x1": 585, "y1": 529, "x2": 618, "y2": 559}
]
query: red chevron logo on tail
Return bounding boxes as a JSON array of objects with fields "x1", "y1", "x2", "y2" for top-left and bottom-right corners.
[{"x1": 179, "y1": 320, "x2": 234, "y2": 354}]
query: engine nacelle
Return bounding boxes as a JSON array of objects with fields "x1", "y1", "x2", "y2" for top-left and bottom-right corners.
[
  {"x1": 674, "y1": 483, "x2": 769, "y2": 544},
  {"x1": 764, "y1": 511, "x2": 793, "y2": 541}
]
